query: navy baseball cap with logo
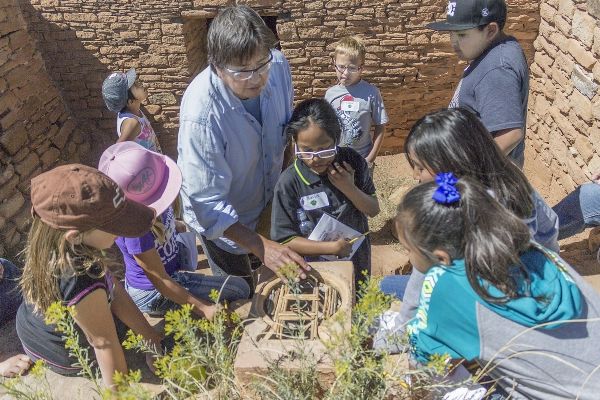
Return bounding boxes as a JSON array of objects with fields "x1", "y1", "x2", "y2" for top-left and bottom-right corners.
[{"x1": 427, "y1": 0, "x2": 507, "y2": 31}]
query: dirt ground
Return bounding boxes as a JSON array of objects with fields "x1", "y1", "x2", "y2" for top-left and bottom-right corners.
[{"x1": 2, "y1": 150, "x2": 600, "y2": 398}]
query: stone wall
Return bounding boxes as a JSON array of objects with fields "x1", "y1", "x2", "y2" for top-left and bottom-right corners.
[
  {"x1": 527, "y1": 0, "x2": 600, "y2": 197},
  {"x1": 0, "y1": 0, "x2": 83, "y2": 257},
  {"x1": 21, "y1": 0, "x2": 540, "y2": 159}
]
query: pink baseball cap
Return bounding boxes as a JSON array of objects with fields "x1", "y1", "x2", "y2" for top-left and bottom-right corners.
[{"x1": 98, "y1": 142, "x2": 182, "y2": 216}]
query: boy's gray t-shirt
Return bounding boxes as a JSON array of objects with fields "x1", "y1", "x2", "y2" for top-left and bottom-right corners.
[
  {"x1": 449, "y1": 37, "x2": 529, "y2": 168},
  {"x1": 325, "y1": 80, "x2": 388, "y2": 158}
]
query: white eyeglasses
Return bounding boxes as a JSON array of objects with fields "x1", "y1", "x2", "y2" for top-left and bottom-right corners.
[
  {"x1": 223, "y1": 52, "x2": 273, "y2": 81},
  {"x1": 294, "y1": 144, "x2": 338, "y2": 160}
]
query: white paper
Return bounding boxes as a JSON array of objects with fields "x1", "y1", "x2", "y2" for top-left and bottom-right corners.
[{"x1": 307, "y1": 213, "x2": 364, "y2": 261}]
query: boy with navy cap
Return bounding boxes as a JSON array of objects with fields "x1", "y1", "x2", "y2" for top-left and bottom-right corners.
[{"x1": 428, "y1": 0, "x2": 528, "y2": 168}]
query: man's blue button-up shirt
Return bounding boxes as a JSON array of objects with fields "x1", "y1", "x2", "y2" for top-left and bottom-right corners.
[{"x1": 177, "y1": 49, "x2": 293, "y2": 254}]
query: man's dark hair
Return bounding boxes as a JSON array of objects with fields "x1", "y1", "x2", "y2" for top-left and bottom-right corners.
[{"x1": 207, "y1": 5, "x2": 277, "y2": 68}]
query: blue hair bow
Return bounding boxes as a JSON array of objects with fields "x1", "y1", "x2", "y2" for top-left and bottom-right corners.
[{"x1": 432, "y1": 172, "x2": 460, "y2": 205}]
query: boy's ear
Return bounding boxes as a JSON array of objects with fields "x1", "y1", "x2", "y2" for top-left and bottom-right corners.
[
  {"x1": 64, "y1": 230, "x2": 83, "y2": 245},
  {"x1": 485, "y1": 22, "x2": 500, "y2": 41},
  {"x1": 433, "y1": 249, "x2": 451, "y2": 265}
]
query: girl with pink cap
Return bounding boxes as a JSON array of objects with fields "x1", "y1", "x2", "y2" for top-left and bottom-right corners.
[{"x1": 99, "y1": 142, "x2": 250, "y2": 319}]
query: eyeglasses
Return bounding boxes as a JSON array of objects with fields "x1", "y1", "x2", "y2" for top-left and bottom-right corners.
[
  {"x1": 333, "y1": 63, "x2": 362, "y2": 74},
  {"x1": 223, "y1": 52, "x2": 273, "y2": 81},
  {"x1": 294, "y1": 144, "x2": 338, "y2": 160}
]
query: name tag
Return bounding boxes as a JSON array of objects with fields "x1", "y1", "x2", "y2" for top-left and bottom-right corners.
[
  {"x1": 340, "y1": 100, "x2": 360, "y2": 112},
  {"x1": 300, "y1": 192, "x2": 329, "y2": 211}
]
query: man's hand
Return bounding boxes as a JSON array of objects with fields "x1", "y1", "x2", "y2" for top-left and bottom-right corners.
[
  {"x1": 224, "y1": 222, "x2": 311, "y2": 282},
  {"x1": 328, "y1": 161, "x2": 356, "y2": 193},
  {"x1": 260, "y1": 238, "x2": 311, "y2": 281},
  {"x1": 592, "y1": 171, "x2": 600, "y2": 184}
]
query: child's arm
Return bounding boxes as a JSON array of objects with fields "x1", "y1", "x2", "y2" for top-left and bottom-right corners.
[
  {"x1": 72, "y1": 289, "x2": 128, "y2": 389},
  {"x1": 493, "y1": 127, "x2": 523, "y2": 155},
  {"x1": 285, "y1": 237, "x2": 352, "y2": 258},
  {"x1": 109, "y1": 276, "x2": 165, "y2": 345},
  {"x1": 365, "y1": 124, "x2": 386, "y2": 165},
  {"x1": 328, "y1": 161, "x2": 380, "y2": 217},
  {"x1": 117, "y1": 118, "x2": 142, "y2": 143},
  {"x1": 132, "y1": 249, "x2": 218, "y2": 320}
]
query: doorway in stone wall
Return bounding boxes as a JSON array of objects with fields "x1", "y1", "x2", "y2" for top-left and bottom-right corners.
[{"x1": 183, "y1": 15, "x2": 280, "y2": 80}]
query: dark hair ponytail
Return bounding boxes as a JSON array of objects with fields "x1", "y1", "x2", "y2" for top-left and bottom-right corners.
[
  {"x1": 397, "y1": 176, "x2": 531, "y2": 303},
  {"x1": 405, "y1": 108, "x2": 534, "y2": 219},
  {"x1": 285, "y1": 98, "x2": 341, "y2": 144}
]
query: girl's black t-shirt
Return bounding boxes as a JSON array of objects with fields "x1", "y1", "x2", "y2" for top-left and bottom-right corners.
[
  {"x1": 270, "y1": 146, "x2": 375, "y2": 282},
  {"x1": 15, "y1": 264, "x2": 113, "y2": 373}
]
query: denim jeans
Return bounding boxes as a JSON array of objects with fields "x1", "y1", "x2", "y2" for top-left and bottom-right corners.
[
  {"x1": 198, "y1": 235, "x2": 254, "y2": 291},
  {"x1": 126, "y1": 271, "x2": 250, "y2": 316},
  {"x1": 379, "y1": 274, "x2": 411, "y2": 300},
  {"x1": 0, "y1": 258, "x2": 22, "y2": 324},
  {"x1": 553, "y1": 182, "x2": 600, "y2": 240}
]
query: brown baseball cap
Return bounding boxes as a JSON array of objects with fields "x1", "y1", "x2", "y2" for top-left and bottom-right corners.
[{"x1": 31, "y1": 164, "x2": 155, "y2": 237}]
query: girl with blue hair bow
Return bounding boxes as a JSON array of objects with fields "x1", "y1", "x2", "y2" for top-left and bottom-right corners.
[{"x1": 392, "y1": 174, "x2": 600, "y2": 399}]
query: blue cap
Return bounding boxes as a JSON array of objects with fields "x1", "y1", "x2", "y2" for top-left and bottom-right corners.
[{"x1": 101, "y1": 69, "x2": 136, "y2": 112}]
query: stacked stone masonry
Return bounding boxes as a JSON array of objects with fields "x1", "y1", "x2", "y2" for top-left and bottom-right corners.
[
  {"x1": 6, "y1": 0, "x2": 581, "y2": 257},
  {"x1": 527, "y1": 0, "x2": 600, "y2": 197},
  {"x1": 0, "y1": 0, "x2": 83, "y2": 257},
  {"x1": 20, "y1": 0, "x2": 540, "y2": 160}
]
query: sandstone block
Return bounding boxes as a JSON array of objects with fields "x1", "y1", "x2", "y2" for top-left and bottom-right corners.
[
  {"x1": 16, "y1": 151, "x2": 40, "y2": 178},
  {"x1": 571, "y1": 89, "x2": 593, "y2": 123},
  {"x1": 64, "y1": 13, "x2": 98, "y2": 22},
  {"x1": 0, "y1": 121, "x2": 27, "y2": 155},
  {"x1": 574, "y1": 135, "x2": 594, "y2": 163},
  {"x1": 555, "y1": 15, "x2": 572, "y2": 36},
  {"x1": 161, "y1": 23, "x2": 183, "y2": 36},
  {"x1": 589, "y1": 0, "x2": 600, "y2": 19},
  {"x1": 51, "y1": 120, "x2": 75, "y2": 149},
  {"x1": 572, "y1": 10, "x2": 595, "y2": 49},
  {"x1": 572, "y1": 64, "x2": 598, "y2": 99},
  {"x1": 148, "y1": 92, "x2": 177, "y2": 106},
  {"x1": 8, "y1": 30, "x2": 29, "y2": 51},
  {"x1": 593, "y1": 26, "x2": 600, "y2": 57},
  {"x1": 566, "y1": 156, "x2": 588, "y2": 185},
  {"x1": 539, "y1": 3, "x2": 556, "y2": 22},
  {"x1": 558, "y1": 0, "x2": 575, "y2": 19},
  {"x1": 568, "y1": 38, "x2": 596, "y2": 69},
  {"x1": 0, "y1": 175, "x2": 19, "y2": 203},
  {"x1": 41, "y1": 147, "x2": 61, "y2": 167},
  {"x1": 588, "y1": 153, "x2": 600, "y2": 175},
  {"x1": 0, "y1": 192, "x2": 25, "y2": 219}
]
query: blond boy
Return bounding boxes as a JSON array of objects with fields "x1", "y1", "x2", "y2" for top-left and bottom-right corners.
[{"x1": 324, "y1": 37, "x2": 388, "y2": 173}]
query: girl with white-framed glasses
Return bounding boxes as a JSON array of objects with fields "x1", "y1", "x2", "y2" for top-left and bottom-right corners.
[{"x1": 270, "y1": 98, "x2": 380, "y2": 289}]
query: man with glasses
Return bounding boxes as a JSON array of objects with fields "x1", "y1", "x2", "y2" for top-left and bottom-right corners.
[
  {"x1": 177, "y1": 5, "x2": 309, "y2": 291},
  {"x1": 325, "y1": 36, "x2": 388, "y2": 177}
]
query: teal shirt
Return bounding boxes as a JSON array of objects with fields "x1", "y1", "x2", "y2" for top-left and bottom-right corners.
[{"x1": 408, "y1": 244, "x2": 583, "y2": 365}]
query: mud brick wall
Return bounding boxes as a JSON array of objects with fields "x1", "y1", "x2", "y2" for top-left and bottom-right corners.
[
  {"x1": 0, "y1": 0, "x2": 83, "y2": 257},
  {"x1": 20, "y1": 0, "x2": 540, "y2": 159},
  {"x1": 527, "y1": 0, "x2": 600, "y2": 196}
]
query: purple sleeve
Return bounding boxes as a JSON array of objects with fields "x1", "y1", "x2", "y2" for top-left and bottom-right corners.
[{"x1": 121, "y1": 231, "x2": 156, "y2": 255}]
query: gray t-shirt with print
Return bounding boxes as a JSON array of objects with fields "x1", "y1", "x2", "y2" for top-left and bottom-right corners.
[
  {"x1": 325, "y1": 80, "x2": 388, "y2": 158},
  {"x1": 449, "y1": 37, "x2": 529, "y2": 168}
]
